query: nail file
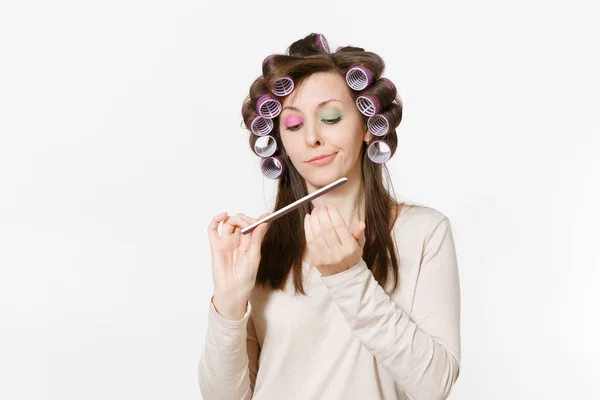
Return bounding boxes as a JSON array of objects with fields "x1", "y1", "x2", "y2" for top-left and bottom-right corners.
[{"x1": 241, "y1": 177, "x2": 348, "y2": 235}]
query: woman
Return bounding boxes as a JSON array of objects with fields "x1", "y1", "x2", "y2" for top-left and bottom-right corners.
[{"x1": 198, "y1": 33, "x2": 461, "y2": 400}]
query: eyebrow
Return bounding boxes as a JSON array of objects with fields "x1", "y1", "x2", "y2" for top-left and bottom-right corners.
[{"x1": 282, "y1": 99, "x2": 342, "y2": 113}]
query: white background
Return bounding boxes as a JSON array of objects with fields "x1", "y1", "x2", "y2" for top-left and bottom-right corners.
[{"x1": 1, "y1": 0, "x2": 598, "y2": 399}]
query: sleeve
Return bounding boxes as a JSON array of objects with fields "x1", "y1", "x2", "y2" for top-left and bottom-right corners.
[
  {"x1": 320, "y1": 217, "x2": 461, "y2": 400},
  {"x1": 197, "y1": 296, "x2": 261, "y2": 400}
]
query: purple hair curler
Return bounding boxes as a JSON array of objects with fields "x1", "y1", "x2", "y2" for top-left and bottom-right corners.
[
  {"x1": 253, "y1": 135, "x2": 278, "y2": 158},
  {"x1": 379, "y1": 77, "x2": 397, "y2": 97},
  {"x1": 315, "y1": 34, "x2": 331, "y2": 53},
  {"x1": 346, "y1": 66, "x2": 374, "y2": 91},
  {"x1": 262, "y1": 54, "x2": 276, "y2": 67},
  {"x1": 261, "y1": 156, "x2": 285, "y2": 179},
  {"x1": 250, "y1": 115, "x2": 274, "y2": 136},
  {"x1": 272, "y1": 75, "x2": 294, "y2": 97},
  {"x1": 356, "y1": 94, "x2": 381, "y2": 117},
  {"x1": 335, "y1": 46, "x2": 344, "y2": 52},
  {"x1": 367, "y1": 139, "x2": 394, "y2": 164},
  {"x1": 367, "y1": 108, "x2": 398, "y2": 136},
  {"x1": 242, "y1": 99, "x2": 251, "y2": 113},
  {"x1": 256, "y1": 94, "x2": 282, "y2": 119}
]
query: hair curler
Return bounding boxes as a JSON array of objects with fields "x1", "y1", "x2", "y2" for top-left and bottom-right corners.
[
  {"x1": 272, "y1": 75, "x2": 294, "y2": 97},
  {"x1": 356, "y1": 94, "x2": 381, "y2": 117},
  {"x1": 253, "y1": 135, "x2": 278, "y2": 158},
  {"x1": 261, "y1": 155, "x2": 285, "y2": 179},
  {"x1": 367, "y1": 110, "x2": 397, "y2": 136},
  {"x1": 262, "y1": 54, "x2": 276, "y2": 68},
  {"x1": 256, "y1": 94, "x2": 282, "y2": 119},
  {"x1": 379, "y1": 77, "x2": 397, "y2": 97},
  {"x1": 250, "y1": 115, "x2": 274, "y2": 136},
  {"x1": 346, "y1": 65, "x2": 374, "y2": 91},
  {"x1": 315, "y1": 33, "x2": 331, "y2": 52},
  {"x1": 367, "y1": 139, "x2": 394, "y2": 164}
]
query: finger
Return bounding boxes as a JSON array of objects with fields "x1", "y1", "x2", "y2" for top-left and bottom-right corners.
[
  {"x1": 222, "y1": 216, "x2": 236, "y2": 235},
  {"x1": 236, "y1": 213, "x2": 253, "y2": 225},
  {"x1": 249, "y1": 220, "x2": 268, "y2": 259},
  {"x1": 304, "y1": 212, "x2": 313, "y2": 245},
  {"x1": 223, "y1": 216, "x2": 252, "y2": 229},
  {"x1": 318, "y1": 205, "x2": 341, "y2": 249},
  {"x1": 255, "y1": 212, "x2": 269, "y2": 221},
  {"x1": 208, "y1": 212, "x2": 228, "y2": 244},
  {"x1": 326, "y1": 205, "x2": 356, "y2": 248},
  {"x1": 310, "y1": 207, "x2": 329, "y2": 255},
  {"x1": 225, "y1": 213, "x2": 258, "y2": 232},
  {"x1": 239, "y1": 213, "x2": 268, "y2": 251},
  {"x1": 234, "y1": 214, "x2": 252, "y2": 244},
  {"x1": 222, "y1": 215, "x2": 252, "y2": 238}
]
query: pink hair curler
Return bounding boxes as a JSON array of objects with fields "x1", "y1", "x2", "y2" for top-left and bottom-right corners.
[
  {"x1": 315, "y1": 34, "x2": 331, "y2": 52},
  {"x1": 335, "y1": 46, "x2": 344, "y2": 52},
  {"x1": 261, "y1": 156, "x2": 285, "y2": 179},
  {"x1": 272, "y1": 75, "x2": 294, "y2": 97},
  {"x1": 250, "y1": 115, "x2": 274, "y2": 136},
  {"x1": 367, "y1": 139, "x2": 394, "y2": 164},
  {"x1": 379, "y1": 77, "x2": 397, "y2": 97},
  {"x1": 253, "y1": 135, "x2": 278, "y2": 158},
  {"x1": 346, "y1": 66, "x2": 374, "y2": 91},
  {"x1": 356, "y1": 94, "x2": 381, "y2": 117},
  {"x1": 367, "y1": 110, "x2": 397, "y2": 136},
  {"x1": 256, "y1": 94, "x2": 282, "y2": 119}
]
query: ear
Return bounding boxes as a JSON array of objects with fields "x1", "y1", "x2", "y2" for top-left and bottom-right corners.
[{"x1": 363, "y1": 125, "x2": 373, "y2": 144}]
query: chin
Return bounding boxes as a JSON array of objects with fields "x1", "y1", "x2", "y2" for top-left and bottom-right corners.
[{"x1": 305, "y1": 168, "x2": 345, "y2": 188}]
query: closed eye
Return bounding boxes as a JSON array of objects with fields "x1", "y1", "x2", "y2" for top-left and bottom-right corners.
[
  {"x1": 322, "y1": 116, "x2": 342, "y2": 124},
  {"x1": 285, "y1": 124, "x2": 303, "y2": 131}
]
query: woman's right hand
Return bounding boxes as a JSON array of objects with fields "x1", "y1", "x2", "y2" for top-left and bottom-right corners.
[{"x1": 207, "y1": 211, "x2": 269, "y2": 319}]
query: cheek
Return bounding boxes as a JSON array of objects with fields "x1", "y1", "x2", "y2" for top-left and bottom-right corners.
[
  {"x1": 279, "y1": 134, "x2": 302, "y2": 162},
  {"x1": 338, "y1": 117, "x2": 367, "y2": 150}
]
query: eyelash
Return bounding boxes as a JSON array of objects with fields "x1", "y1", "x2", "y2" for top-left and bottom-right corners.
[{"x1": 285, "y1": 116, "x2": 342, "y2": 131}]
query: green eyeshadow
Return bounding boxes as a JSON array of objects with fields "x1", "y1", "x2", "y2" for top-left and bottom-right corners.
[{"x1": 319, "y1": 108, "x2": 341, "y2": 120}]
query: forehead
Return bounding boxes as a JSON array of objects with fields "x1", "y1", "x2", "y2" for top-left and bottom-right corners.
[{"x1": 282, "y1": 71, "x2": 352, "y2": 110}]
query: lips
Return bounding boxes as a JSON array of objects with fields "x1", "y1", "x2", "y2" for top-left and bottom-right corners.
[{"x1": 306, "y1": 153, "x2": 336, "y2": 162}]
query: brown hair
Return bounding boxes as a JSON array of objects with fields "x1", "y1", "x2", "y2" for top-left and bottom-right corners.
[{"x1": 241, "y1": 33, "x2": 403, "y2": 295}]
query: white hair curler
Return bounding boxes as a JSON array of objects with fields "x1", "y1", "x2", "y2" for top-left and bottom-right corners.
[
  {"x1": 356, "y1": 94, "x2": 381, "y2": 117},
  {"x1": 367, "y1": 139, "x2": 394, "y2": 164},
  {"x1": 253, "y1": 135, "x2": 278, "y2": 158}
]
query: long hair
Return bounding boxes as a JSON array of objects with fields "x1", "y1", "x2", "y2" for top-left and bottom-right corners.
[{"x1": 241, "y1": 33, "x2": 403, "y2": 295}]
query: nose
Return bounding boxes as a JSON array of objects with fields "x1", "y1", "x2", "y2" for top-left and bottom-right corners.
[{"x1": 304, "y1": 118, "x2": 323, "y2": 147}]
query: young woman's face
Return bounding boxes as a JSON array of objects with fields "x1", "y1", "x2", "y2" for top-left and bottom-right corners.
[{"x1": 279, "y1": 71, "x2": 371, "y2": 189}]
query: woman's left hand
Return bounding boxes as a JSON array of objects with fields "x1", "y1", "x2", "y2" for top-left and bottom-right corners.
[{"x1": 304, "y1": 204, "x2": 367, "y2": 277}]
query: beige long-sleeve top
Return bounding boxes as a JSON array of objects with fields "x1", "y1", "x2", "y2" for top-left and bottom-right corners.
[{"x1": 198, "y1": 204, "x2": 461, "y2": 400}]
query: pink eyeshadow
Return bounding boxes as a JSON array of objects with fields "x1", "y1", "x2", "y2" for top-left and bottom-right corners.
[{"x1": 284, "y1": 115, "x2": 303, "y2": 127}]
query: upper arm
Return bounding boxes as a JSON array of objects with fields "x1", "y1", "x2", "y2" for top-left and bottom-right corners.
[{"x1": 411, "y1": 217, "x2": 461, "y2": 361}]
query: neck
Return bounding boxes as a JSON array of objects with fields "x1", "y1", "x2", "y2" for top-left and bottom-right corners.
[{"x1": 306, "y1": 162, "x2": 365, "y2": 229}]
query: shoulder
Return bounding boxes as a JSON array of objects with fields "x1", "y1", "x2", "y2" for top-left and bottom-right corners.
[
  {"x1": 393, "y1": 202, "x2": 450, "y2": 229},
  {"x1": 391, "y1": 202, "x2": 453, "y2": 244}
]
